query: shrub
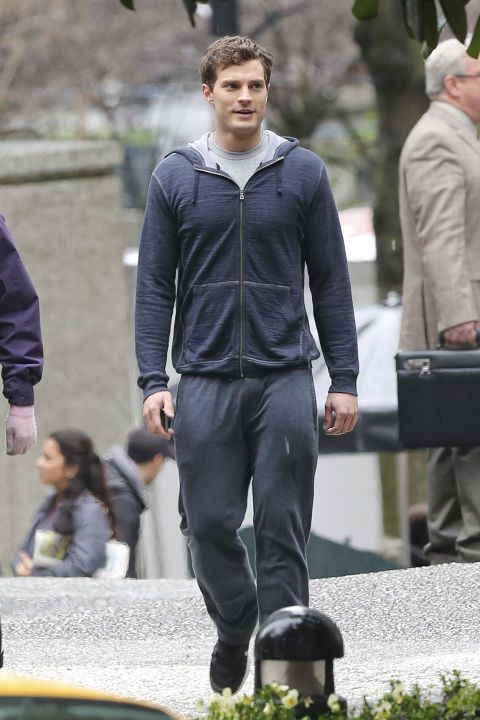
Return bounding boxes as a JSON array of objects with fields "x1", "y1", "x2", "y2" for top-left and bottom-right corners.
[{"x1": 196, "y1": 672, "x2": 480, "y2": 720}]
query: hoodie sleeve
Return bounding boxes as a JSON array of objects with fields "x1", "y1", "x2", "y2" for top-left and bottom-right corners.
[
  {"x1": 304, "y1": 165, "x2": 358, "y2": 395},
  {"x1": 135, "y1": 173, "x2": 179, "y2": 398},
  {"x1": 0, "y1": 216, "x2": 43, "y2": 406}
]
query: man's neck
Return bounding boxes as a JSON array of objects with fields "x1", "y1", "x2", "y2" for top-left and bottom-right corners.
[
  {"x1": 433, "y1": 95, "x2": 477, "y2": 126},
  {"x1": 213, "y1": 128, "x2": 263, "y2": 153}
]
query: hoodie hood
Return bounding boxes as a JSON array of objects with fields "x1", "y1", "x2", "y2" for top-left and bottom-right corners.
[
  {"x1": 166, "y1": 132, "x2": 299, "y2": 204},
  {"x1": 104, "y1": 446, "x2": 148, "y2": 510},
  {"x1": 167, "y1": 131, "x2": 299, "y2": 169}
]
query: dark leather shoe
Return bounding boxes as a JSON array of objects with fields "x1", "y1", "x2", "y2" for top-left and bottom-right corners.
[{"x1": 209, "y1": 640, "x2": 249, "y2": 694}]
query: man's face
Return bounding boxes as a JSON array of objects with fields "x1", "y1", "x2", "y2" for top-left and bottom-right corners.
[
  {"x1": 454, "y1": 54, "x2": 480, "y2": 123},
  {"x1": 202, "y1": 59, "x2": 269, "y2": 140}
]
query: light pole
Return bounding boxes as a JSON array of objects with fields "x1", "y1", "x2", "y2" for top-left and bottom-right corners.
[
  {"x1": 255, "y1": 606, "x2": 347, "y2": 716},
  {"x1": 210, "y1": 0, "x2": 238, "y2": 36}
]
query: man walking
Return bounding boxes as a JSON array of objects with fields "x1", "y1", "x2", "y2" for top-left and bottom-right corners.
[
  {"x1": 399, "y1": 39, "x2": 480, "y2": 564},
  {"x1": 0, "y1": 213, "x2": 42, "y2": 664},
  {"x1": 136, "y1": 36, "x2": 358, "y2": 693}
]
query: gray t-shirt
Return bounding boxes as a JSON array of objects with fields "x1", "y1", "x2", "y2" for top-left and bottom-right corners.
[{"x1": 209, "y1": 131, "x2": 271, "y2": 191}]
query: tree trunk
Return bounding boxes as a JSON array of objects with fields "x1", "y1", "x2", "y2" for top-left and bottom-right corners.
[{"x1": 355, "y1": 3, "x2": 429, "y2": 297}]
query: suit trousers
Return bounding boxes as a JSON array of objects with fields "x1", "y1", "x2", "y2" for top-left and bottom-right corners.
[
  {"x1": 174, "y1": 368, "x2": 318, "y2": 645},
  {"x1": 426, "y1": 446, "x2": 480, "y2": 563}
]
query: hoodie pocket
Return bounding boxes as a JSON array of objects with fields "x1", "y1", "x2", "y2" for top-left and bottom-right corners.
[
  {"x1": 245, "y1": 283, "x2": 302, "y2": 362},
  {"x1": 183, "y1": 282, "x2": 238, "y2": 364}
]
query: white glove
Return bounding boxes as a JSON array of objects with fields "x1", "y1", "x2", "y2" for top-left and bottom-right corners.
[{"x1": 6, "y1": 405, "x2": 37, "y2": 455}]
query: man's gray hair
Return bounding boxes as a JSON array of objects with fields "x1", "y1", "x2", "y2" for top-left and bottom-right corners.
[{"x1": 425, "y1": 39, "x2": 468, "y2": 98}]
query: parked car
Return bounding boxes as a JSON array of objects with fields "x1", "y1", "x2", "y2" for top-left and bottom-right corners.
[{"x1": 0, "y1": 672, "x2": 180, "y2": 720}]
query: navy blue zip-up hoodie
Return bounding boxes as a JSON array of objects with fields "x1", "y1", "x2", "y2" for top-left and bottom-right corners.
[{"x1": 135, "y1": 133, "x2": 358, "y2": 397}]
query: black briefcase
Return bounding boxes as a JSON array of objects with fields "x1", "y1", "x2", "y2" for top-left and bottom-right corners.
[{"x1": 396, "y1": 342, "x2": 480, "y2": 449}]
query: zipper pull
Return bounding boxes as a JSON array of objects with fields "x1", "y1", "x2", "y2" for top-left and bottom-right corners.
[{"x1": 239, "y1": 189, "x2": 244, "y2": 200}]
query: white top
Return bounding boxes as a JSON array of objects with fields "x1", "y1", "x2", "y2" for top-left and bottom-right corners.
[{"x1": 208, "y1": 130, "x2": 280, "y2": 190}]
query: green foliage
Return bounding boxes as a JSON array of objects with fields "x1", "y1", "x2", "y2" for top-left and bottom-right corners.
[
  {"x1": 352, "y1": 0, "x2": 480, "y2": 58},
  {"x1": 351, "y1": 0, "x2": 379, "y2": 22},
  {"x1": 348, "y1": 673, "x2": 480, "y2": 720},
  {"x1": 182, "y1": 0, "x2": 210, "y2": 27},
  {"x1": 40, "y1": 127, "x2": 156, "y2": 145},
  {"x1": 118, "y1": 0, "x2": 211, "y2": 27},
  {"x1": 116, "y1": 0, "x2": 480, "y2": 57},
  {"x1": 422, "y1": 0, "x2": 441, "y2": 56},
  {"x1": 439, "y1": 0, "x2": 468, "y2": 42},
  {"x1": 182, "y1": 0, "x2": 199, "y2": 26},
  {"x1": 469, "y1": 14, "x2": 480, "y2": 57},
  {"x1": 197, "y1": 673, "x2": 480, "y2": 720},
  {"x1": 195, "y1": 683, "x2": 307, "y2": 720}
]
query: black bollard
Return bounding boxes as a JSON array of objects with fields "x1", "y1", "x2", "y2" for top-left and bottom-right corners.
[
  {"x1": 254, "y1": 606, "x2": 346, "y2": 715},
  {"x1": 0, "y1": 617, "x2": 3, "y2": 668}
]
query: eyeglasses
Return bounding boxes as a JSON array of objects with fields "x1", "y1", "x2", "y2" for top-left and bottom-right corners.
[{"x1": 453, "y1": 72, "x2": 480, "y2": 80}]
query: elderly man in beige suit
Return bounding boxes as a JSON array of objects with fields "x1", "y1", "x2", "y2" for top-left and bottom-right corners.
[{"x1": 399, "y1": 38, "x2": 480, "y2": 564}]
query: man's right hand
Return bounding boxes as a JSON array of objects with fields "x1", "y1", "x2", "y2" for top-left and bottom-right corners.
[
  {"x1": 15, "y1": 551, "x2": 33, "y2": 577},
  {"x1": 443, "y1": 321, "x2": 477, "y2": 348},
  {"x1": 143, "y1": 391, "x2": 174, "y2": 438},
  {"x1": 6, "y1": 405, "x2": 37, "y2": 455}
]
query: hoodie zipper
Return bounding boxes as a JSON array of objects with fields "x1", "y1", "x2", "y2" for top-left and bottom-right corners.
[
  {"x1": 195, "y1": 157, "x2": 285, "y2": 378},
  {"x1": 239, "y1": 187, "x2": 245, "y2": 377}
]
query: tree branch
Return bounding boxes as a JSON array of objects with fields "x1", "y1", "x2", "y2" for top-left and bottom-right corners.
[
  {"x1": 246, "y1": 0, "x2": 308, "y2": 39},
  {"x1": 0, "y1": 0, "x2": 32, "y2": 105}
]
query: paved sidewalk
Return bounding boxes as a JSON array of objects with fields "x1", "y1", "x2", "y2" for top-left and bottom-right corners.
[{"x1": 2, "y1": 563, "x2": 480, "y2": 716}]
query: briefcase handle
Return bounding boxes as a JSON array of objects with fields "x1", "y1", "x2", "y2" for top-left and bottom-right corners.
[{"x1": 437, "y1": 330, "x2": 480, "y2": 349}]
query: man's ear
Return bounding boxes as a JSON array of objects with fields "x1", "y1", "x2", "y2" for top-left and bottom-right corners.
[
  {"x1": 153, "y1": 453, "x2": 165, "y2": 469},
  {"x1": 444, "y1": 74, "x2": 461, "y2": 99},
  {"x1": 202, "y1": 83, "x2": 214, "y2": 104}
]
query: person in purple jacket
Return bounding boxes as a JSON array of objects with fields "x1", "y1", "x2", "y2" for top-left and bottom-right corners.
[
  {"x1": 136, "y1": 36, "x2": 358, "y2": 694},
  {"x1": 0, "y1": 215, "x2": 43, "y2": 455}
]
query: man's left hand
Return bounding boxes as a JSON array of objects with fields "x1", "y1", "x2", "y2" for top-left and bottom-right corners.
[{"x1": 323, "y1": 393, "x2": 358, "y2": 435}]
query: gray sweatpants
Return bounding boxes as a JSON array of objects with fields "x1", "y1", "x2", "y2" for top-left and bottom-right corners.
[{"x1": 174, "y1": 368, "x2": 318, "y2": 644}]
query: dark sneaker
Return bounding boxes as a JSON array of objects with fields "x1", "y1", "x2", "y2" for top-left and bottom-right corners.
[{"x1": 209, "y1": 640, "x2": 250, "y2": 694}]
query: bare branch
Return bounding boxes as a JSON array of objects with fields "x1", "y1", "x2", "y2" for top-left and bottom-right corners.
[
  {"x1": 246, "y1": 0, "x2": 308, "y2": 39},
  {"x1": 0, "y1": 0, "x2": 32, "y2": 105}
]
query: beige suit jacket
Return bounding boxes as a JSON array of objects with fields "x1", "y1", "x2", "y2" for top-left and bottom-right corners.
[{"x1": 399, "y1": 103, "x2": 480, "y2": 350}]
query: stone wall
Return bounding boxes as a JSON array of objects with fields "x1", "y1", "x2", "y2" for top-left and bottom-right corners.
[{"x1": 0, "y1": 141, "x2": 132, "y2": 571}]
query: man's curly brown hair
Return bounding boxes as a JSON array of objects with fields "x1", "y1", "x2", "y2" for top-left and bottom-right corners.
[{"x1": 200, "y1": 35, "x2": 273, "y2": 90}]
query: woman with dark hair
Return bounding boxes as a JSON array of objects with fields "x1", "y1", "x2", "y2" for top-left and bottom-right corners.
[{"x1": 11, "y1": 430, "x2": 117, "y2": 577}]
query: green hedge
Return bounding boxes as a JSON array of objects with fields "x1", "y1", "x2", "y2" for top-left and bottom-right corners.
[{"x1": 196, "y1": 673, "x2": 480, "y2": 720}]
